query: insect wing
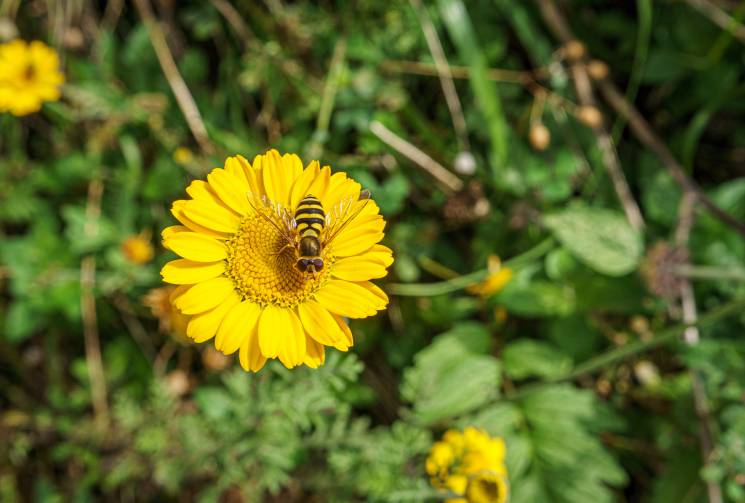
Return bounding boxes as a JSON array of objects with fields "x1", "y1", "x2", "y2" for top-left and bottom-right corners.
[
  {"x1": 245, "y1": 191, "x2": 297, "y2": 246},
  {"x1": 323, "y1": 191, "x2": 372, "y2": 247}
]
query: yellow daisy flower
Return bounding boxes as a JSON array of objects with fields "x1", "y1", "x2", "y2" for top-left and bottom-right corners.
[
  {"x1": 121, "y1": 232, "x2": 155, "y2": 264},
  {"x1": 426, "y1": 427, "x2": 509, "y2": 503},
  {"x1": 467, "y1": 255, "x2": 512, "y2": 298},
  {"x1": 160, "y1": 149, "x2": 392, "y2": 371},
  {"x1": 0, "y1": 40, "x2": 64, "y2": 116}
]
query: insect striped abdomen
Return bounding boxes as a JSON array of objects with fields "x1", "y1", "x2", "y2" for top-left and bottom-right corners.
[{"x1": 295, "y1": 195, "x2": 325, "y2": 238}]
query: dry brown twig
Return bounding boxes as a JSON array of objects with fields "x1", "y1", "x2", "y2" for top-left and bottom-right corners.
[
  {"x1": 133, "y1": 0, "x2": 213, "y2": 154},
  {"x1": 80, "y1": 178, "x2": 109, "y2": 430},
  {"x1": 369, "y1": 121, "x2": 463, "y2": 193},
  {"x1": 675, "y1": 192, "x2": 723, "y2": 503},
  {"x1": 596, "y1": 80, "x2": 745, "y2": 238},
  {"x1": 685, "y1": 0, "x2": 745, "y2": 44},
  {"x1": 409, "y1": 0, "x2": 470, "y2": 151}
]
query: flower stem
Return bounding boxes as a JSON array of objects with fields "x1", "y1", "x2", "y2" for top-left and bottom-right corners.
[{"x1": 388, "y1": 237, "x2": 554, "y2": 296}]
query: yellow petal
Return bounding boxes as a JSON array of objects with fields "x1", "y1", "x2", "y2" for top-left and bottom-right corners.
[
  {"x1": 323, "y1": 174, "x2": 361, "y2": 213},
  {"x1": 182, "y1": 199, "x2": 242, "y2": 234},
  {"x1": 365, "y1": 244, "x2": 394, "y2": 267},
  {"x1": 289, "y1": 160, "x2": 320, "y2": 210},
  {"x1": 171, "y1": 201, "x2": 230, "y2": 239},
  {"x1": 237, "y1": 154, "x2": 265, "y2": 196},
  {"x1": 224, "y1": 156, "x2": 249, "y2": 187},
  {"x1": 207, "y1": 167, "x2": 251, "y2": 215},
  {"x1": 163, "y1": 231, "x2": 227, "y2": 262},
  {"x1": 173, "y1": 277, "x2": 235, "y2": 315},
  {"x1": 332, "y1": 314, "x2": 354, "y2": 349},
  {"x1": 169, "y1": 284, "x2": 190, "y2": 304},
  {"x1": 331, "y1": 254, "x2": 389, "y2": 281},
  {"x1": 314, "y1": 279, "x2": 386, "y2": 318},
  {"x1": 258, "y1": 305, "x2": 306, "y2": 368},
  {"x1": 297, "y1": 300, "x2": 347, "y2": 347},
  {"x1": 361, "y1": 281, "x2": 389, "y2": 305},
  {"x1": 239, "y1": 324, "x2": 266, "y2": 372},
  {"x1": 161, "y1": 259, "x2": 225, "y2": 284},
  {"x1": 331, "y1": 229, "x2": 384, "y2": 257},
  {"x1": 186, "y1": 291, "x2": 240, "y2": 343},
  {"x1": 161, "y1": 225, "x2": 189, "y2": 249},
  {"x1": 306, "y1": 165, "x2": 331, "y2": 203},
  {"x1": 215, "y1": 300, "x2": 262, "y2": 355},
  {"x1": 303, "y1": 335, "x2": 326, "y2": 368},
  {"x1": 262, "y1": 149, "x2": 298, "y2": 207}
]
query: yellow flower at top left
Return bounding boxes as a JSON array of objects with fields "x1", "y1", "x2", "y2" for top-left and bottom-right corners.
[{"x1": 0, "y1": 40, "x2": 64, "y2": 116}]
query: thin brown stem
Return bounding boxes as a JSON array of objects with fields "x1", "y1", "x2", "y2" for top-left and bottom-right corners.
[
  {"x1": 675, "y1": 192, "x2": 723, "y2": 503},
  {"x1": 80, "y1": 178, "x2": 109, "y2": 430},
  {"x1": 596, "y1": 79, "x2": 745, "y2": 238},
  {"x1": 685, "y1": 0, "x2": 745, "y2": 44},
  {"x1": 409, "y1": 0, "x2": 470, "y2": 151},
  {"x1": 133, "y1": 0, "x2": 213, "y2": 154},
  {"x1": 369, "y1": 120, "x2": 463, "y2": 193},
  {"x1": 536, "y1": 0, "x2": 645, "y2": 233}
]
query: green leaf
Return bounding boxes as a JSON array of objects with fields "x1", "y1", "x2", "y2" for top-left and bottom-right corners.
[
  {"x1": 402, "y1": 327, "x2": 500, "y2": 425},
  {"x1": 503, "y1": 340, "x2": 572, "y2": 380},
  {"x1": 543, "y1": 204, "x2": 643, "y2": 276}
]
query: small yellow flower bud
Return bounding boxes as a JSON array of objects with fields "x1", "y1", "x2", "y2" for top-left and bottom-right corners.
[
  {"x1": 173, "y1": 146, "x2": 194, "y2": 165},
  {"x1": 121, "y1": 233, "x2": 154, "y2": 264},
  {"x1": 529, "y1": 122, "x2": 551, "y2": 151}
]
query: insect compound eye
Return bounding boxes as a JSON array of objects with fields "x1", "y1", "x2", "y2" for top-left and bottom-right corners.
[
  {"x1": 297, "y1": 258, "x2": 309, "y2": 271},
  {"x1": 312, "y1": 258, "x2": 324, "y2": 270}
]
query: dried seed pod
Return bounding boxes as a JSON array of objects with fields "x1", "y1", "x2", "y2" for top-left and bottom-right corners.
[
  {"x1": 587, "y1": 59, "x2": 609, "y2": 80},
  {"x1": 576, "y1": 105, "x2": 603, "y2": 128},
  {"x1": 443, "y1": 180, "x2": 490, "y2": 225},
  {"x1": 529, "y1": 123, "x2": 551, "y2": 151},
  {"x1": 564, "y1": 40, "x2": 586, "y2": 61},
  {"x1": 641, "y1": 241, "x2": 687, "y2": 300}
]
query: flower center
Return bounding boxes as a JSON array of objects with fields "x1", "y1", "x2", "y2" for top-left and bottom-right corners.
[
  {"x1": 23, "y1": 63, "x2": 36, "y2": 83},
  {"x1": 224, "y1": 215, "x2": 332, "y2": 307}
]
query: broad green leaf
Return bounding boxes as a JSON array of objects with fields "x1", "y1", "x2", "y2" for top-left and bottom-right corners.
[
  {"x1": 402, "y1": 329, "x2": 500, "y2": 425},
  {"x1": 544, "y1": 204, "x2": 643, "y2": 276},
  {"x1": 502, "y1": 340, "x2": 572, "y2": 380}
]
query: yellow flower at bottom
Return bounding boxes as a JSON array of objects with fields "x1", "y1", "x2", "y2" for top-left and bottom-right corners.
[
  {"x1": 0, "y1": 40, "x2": 64, "y2": 116},
  {"x1": 426, "y1": 427, "x2": 509, "y2": 503},
  {"x1": 465, "y1": 472, "x2": 509, "y2": 503},
  {"x1": 161, "y1": 150, "x2": 392, "y2": 371},
  {"x1": 121, "y1": 232, "x2": 154, "y2": 264}
]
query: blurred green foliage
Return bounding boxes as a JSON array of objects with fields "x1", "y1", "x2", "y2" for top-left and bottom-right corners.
[{"x1": 2, "y1": 0, "x2": 745, "y2": 501}]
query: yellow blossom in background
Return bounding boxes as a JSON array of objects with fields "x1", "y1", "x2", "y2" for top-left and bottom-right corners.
[
  {"x1": 160, "y1": 149, "x2": 392, "y2": 372},
  {"x1": 142, "y1": 286, "x2": 190, "y2": 341},
  {"x1": 173, "y1": 146, "x2": 194, "y2": 165},
  {"x1": 121, "y1": 232, "x2": 155, "y2": 264},
  {"x1": 467, "y1": 255, "x2": 512, "y2": 297},
  {"x1": 426, "y1": 426, "x2": 509, "y2": 503},
  {"x1": 0, "y1": 39, "x2": 64, "y2": 116}
]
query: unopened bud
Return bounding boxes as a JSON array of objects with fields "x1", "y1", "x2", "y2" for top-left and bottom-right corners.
[
  {"x1": 587, "y1": 59, "x2": 609, "y2": 80},
  {"x1": 529, "y1": 123, "x2": 551, "y2": 151},
  {"x1": 564, "y1": 40, "x2": 586, "y2": 61},
  {"x1": 576, "y1": 106, "x2": 603, "y2": 128}
]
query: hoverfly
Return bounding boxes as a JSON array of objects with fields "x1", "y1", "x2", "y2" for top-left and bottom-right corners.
[{"x1": 246, "y1": 190, "x2": 371, "y2": 276}]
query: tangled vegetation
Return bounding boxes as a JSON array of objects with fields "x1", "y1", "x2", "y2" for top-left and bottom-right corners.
[{"x1": 2, "y1": 1, "x2": 745, "y2": 501}]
